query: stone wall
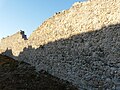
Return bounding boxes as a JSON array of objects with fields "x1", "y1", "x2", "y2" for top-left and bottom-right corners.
[
  {"x1": 18, "y1": 24, "x2": 120, "y2": 90},
  {"x1": 0, "y1": 30, "x2": 28, "y2": 56},
  {"x1": 28, "y1": 0, "x2": 120, "y2": 48},
  {"x1": 0, "y1": 0, "x2": 120, "y2": 90}
]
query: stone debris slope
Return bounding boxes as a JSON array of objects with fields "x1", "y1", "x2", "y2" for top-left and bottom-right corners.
[{"x1": 0, "y1": 54, "x2": 78, "y2": 90}]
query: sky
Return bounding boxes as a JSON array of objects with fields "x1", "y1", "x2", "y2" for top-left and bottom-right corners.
[{"x1": 0, "y1": 0, "x2": 86, "y2": 39}]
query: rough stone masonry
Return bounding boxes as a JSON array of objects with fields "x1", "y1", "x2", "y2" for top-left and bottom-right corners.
[{"x1": 0, "y1": 0, "x2": 120, "y2": 90}]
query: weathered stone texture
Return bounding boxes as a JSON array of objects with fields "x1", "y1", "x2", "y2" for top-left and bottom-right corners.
[
  {"x1": 0, "y1": 31, "x2": 28, "y2": 56},
  {"x1": 0, "y1": 0, "x2": 120, "y2": 90},
  {"x1": 29, "y1": 0, "x2": 120, "y2": 48}
]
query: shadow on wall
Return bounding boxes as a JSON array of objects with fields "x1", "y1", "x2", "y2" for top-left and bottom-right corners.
[
  {"x1": 2, "y1": 24, "x2": 120, "y2": 89},
  {"x1": 2, "y1": 48, "x2": 14, "y2": 57}
]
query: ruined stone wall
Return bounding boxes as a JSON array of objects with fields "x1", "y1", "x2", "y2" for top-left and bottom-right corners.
[
  {"x1": 29, "y1": 0, "x2": 120, "y2": 48},
  {"x1": 0, "y1": 0, "x2": 120, "y2": 90},
  {"x1": 0, "y1": 31, "x2": 28, "y2": 56},
  {"x1": 18, "y1": 25, "x2": 120, "y2": 90}
]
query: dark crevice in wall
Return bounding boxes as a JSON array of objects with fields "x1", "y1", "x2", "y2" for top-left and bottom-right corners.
[{"x1": 20, "y1": 30, "x2": 28, "y2": 40}]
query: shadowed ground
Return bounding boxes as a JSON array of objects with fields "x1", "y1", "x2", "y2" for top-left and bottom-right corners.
[{"x1": 0, "y1": 54, "x2": 78, "y2": 90}]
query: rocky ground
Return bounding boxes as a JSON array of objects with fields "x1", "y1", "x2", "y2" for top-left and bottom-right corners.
[{"x1": 0, "y1": 54, "x2": 78, "y2": 90}]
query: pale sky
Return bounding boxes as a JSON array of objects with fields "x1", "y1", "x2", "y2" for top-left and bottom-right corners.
[{"x1": 0, "y1": 0, "x2": 86, "y2": 39}]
